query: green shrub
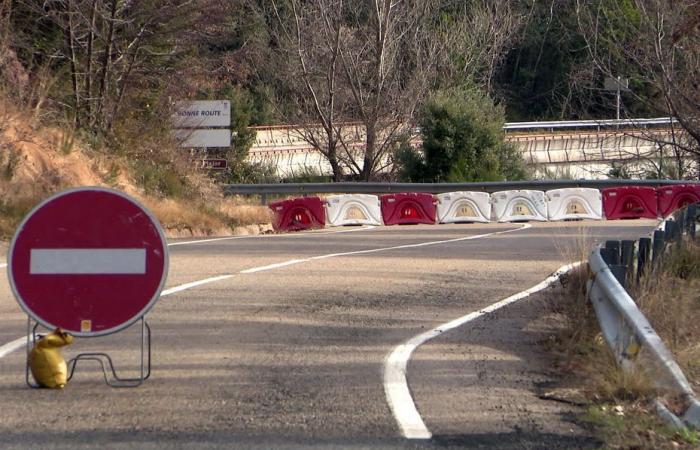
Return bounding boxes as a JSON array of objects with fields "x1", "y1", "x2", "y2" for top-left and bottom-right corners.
[{"x1": 397, "y1": 88, "x2": 525, "y2": 182}]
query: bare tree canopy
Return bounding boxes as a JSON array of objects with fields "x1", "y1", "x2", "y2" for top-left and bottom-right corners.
[
  {"x1": 576, "y1": 0, "x2": 700, "y2": 178},
  {"x1": 260, "y1": 0, "x2": 524, "y2": 180}
]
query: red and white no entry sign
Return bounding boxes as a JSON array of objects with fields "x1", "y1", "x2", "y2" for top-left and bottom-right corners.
[{"x1": 8, "y1": 187, "x2": 169, "y2": 337}]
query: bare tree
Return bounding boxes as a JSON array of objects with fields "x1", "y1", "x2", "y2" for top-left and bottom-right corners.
[
  {"x1": 576, "y1": 0, "x2": 700, "y2": 179},
  {"x1": 446, "y1": 0, "x2": 525, "y2": 94},
  {"x1": 266, "y1": 0, "x2": 348, "y2": 181},
  {"x1": 261, "y1": 0, "x2": 526, "y2": 180},
  {"x1": 13, "y1": 0, "x2": 202, "y2": 131},
  {"x1": 338, "y1": 0, "x2": 448, "y2": 180}
]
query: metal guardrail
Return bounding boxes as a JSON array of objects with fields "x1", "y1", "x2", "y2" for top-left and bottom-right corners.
[
  {"x1": 224, "y1": 179, "x2": 696, "y2": 196},
  {"x1": 504, "y1": 117, "x2": 677, "y2": 132},
  {"x1": 587, "y1": 204, "x2": 700, "y2": 428}
]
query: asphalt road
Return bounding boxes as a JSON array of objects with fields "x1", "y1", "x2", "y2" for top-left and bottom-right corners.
[{"x1": 0, "y1": 221, "x2": 657, "y2": 449}]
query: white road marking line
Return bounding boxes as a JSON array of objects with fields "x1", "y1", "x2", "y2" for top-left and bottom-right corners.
[
  {"x1": 309, "y1": 225, "x2": 531, "y2": 261},
  {"x1": 235, "y1": 225, "x2": 530, "y2": 272},
  {"x1": 383, "y1": 261, "x2": 582, "y2": 440},
  {"x1": 160, "y1": 274, "x2": 234, "y2": 296},
  {"x1": 0, "y1": 274, "x2": 236, "y2": 360},
  {"x1": 30, "y1": 249, "x2": 146, "y2": 274},
  {"x1": 0, "y1": 263, "x2": 6, "y2": 269},
  {"x1": 0, "y1": 224, "x2": 528, "y2": 359},
  {"x1": 0, "y1": 337, "x2": 25, "y2": 359},
  {"x1": 240, "y1": 259, "x2": 307, "y2": 274}
]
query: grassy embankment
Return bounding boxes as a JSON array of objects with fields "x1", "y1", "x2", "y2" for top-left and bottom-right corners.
[
  {"x1": 0, "y1": 98, "x2": 271, "y2": 240},
  {"x1": 547, "y1": 230, "x2": 700, "y2": 449}
]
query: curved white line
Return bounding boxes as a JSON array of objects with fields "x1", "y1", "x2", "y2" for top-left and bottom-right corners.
[
  {"x1": 0, "y1": 337, "x2": 25, "y2": 359},
  {"x1": 384, "y1": 261, "x2": 582, "y2": 440},
  {"x1": 160, "y1": 275, "x2": 234, "y2": 296},
  {"x1": 0, "y1": 224, "x2": 528, "y2": 360},
  {"x1": 309, "y1": 224, "x2": 530, "y2": 260}
]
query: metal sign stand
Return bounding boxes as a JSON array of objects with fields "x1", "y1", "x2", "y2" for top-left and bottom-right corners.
[{"x1": 25, "y1": 316, "x2": 151, "y2": 389}]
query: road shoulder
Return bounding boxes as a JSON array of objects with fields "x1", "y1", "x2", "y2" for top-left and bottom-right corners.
[{"x1": 410, "y1": 286, "x2": 598, "y2": 449}]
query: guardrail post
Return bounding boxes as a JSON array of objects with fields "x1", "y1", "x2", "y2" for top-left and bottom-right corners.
[
  {"x1": 621, "y1": 240, "x2": 635, "y2": 284},
  {"x1": 600, "y1": 248, "x2": 615, "y2": 265},
  {"x1": 680, "y1": 208, "x2": 689, "y2": 234},
  {"x1": 637, "y1": 237, "x2": 651, "y2": 281},
  {"x1": 610, "y1": 265, "x2": 628, "y2": 289},
  {"x1": 605, "y1": 240, "x2": 621, "y2": 265},
  {"x1": 665, "y1": 220, "x2": 681, "y2": 243},
  {"x1": 688, "y1": 204, "x2": 697, "y2": 240},
  {"x1": 652, "y1": 229, "x2": 666, "y2": 264},
  {"x1": 261, "y1": 193, "x2": 268, "y2": 205}
]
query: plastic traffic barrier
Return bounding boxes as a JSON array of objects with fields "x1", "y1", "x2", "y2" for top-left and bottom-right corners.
[
  {"x1": 602, "y1": 186, "x2": 658, "y2": 220},
  {"x1": 546, "y1": 188, "x2": 603, "y2": 221},
  {"x1": 657, "y1": 184, "x2": 700, "y2": 217},
  {"x1": 491, "y1": 190, "x2": 548, "y2": 222},
  {"x1": 269, "y1": 196, "x2": 325, "y2": 231},
  {"x1": 29, "y1": 328, "x2": 73, "y2": 389},
  {"x1": 325, "y1": 194, "x2": 382, "y2": 226},
  {"x1": 437, "y1": 191, "x2": 491, "y2": 223},
  {"x1": 380, "y1": 193, "x2": 436, "y2": 225}
]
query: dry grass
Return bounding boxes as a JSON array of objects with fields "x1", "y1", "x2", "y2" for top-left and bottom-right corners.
[
  {"x1": 584, "y1": 403, "x2": 700, "y2": 450},
  {"x1": 0, "y1": 95, "x2": 272, "y2": 239},
  {"x1": 141, "y1": 198, "x2": 228, "y2": 235},
  {"x1": 630, "y1": 240, "x2": 700, "y2": 387},
  {"x1": 216, "y1": 197, "x2": 273, "y2": 227},
  {"x1": 0, "y1": 195, "x2": 42, "y2": 240},
  {"x1": 548, "y1": 232, "x2": 700, "y2": 449},
  {"x1": 546, "y1": 264, "x2": 656, "y2": 402},
  {"x1": 140, "y1": 197, "x2": 272, "y2": 237},
  {"x1": 542, "y1": 234, "x2": 700, "y2": 448},
  {"x1": 541, "y1": 264, "x2": 694, "y2": 449}
]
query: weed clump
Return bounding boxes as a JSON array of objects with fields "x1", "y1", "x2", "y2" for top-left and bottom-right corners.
[{"x1": 544, "y1": 233, "x2": 700, "y2": 449}]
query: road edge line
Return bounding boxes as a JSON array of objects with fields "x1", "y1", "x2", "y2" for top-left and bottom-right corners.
[
  {"x1": 384, "y1": 261, "x2": 582, "y2": 440},
  {"x1": 0, "y1": 224, "x2": 529, "y2": 360}
]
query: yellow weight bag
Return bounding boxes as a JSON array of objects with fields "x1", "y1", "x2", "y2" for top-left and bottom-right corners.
[{"x1": 29, "y1": 329, "x2": 74, "y2": 389}]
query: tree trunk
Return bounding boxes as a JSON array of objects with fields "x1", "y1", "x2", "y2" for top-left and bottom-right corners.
[
  {"x1": 361, "y1": 123, "x2": 377, "y2": 180},
  {"x1": 96, "y1": 0, "x2": 118, "y2": 127},
  {"x1": 84, "y1": 0, "x2": 98, "y2": 119},
  {"x1": 64, "y1": 0, "x2": 80, "y2": 127},
  {"x1": 326, "y1": 130, "x2": 342, "y2": 181}
]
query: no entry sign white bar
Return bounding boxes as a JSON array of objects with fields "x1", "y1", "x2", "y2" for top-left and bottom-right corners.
[{"x1": 30, "y1": 249, "x2": 146, "y2": 274}]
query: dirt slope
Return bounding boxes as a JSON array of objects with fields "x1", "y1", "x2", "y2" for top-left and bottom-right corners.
[{"x1": 0, "y1": 101, "x2": 271, "y2": 238}]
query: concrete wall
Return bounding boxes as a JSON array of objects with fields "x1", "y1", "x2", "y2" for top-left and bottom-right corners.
[{"x1": 247, "y1": 123, "x2": 696, "y2": 180}]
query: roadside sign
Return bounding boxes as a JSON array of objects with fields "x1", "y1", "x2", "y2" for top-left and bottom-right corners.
[
  {"x1": 195, "y1": 159, "x2": 228, "y2": 170},
  {"x1": 174, "y1": 129, "x2": 231, "y2": 148},
  {"x1": 172, "y1": 100, "x2": 231, "y2": 128},
  {"x1": 8, "y1": 187, "x2": 169, "y2": 337}
]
